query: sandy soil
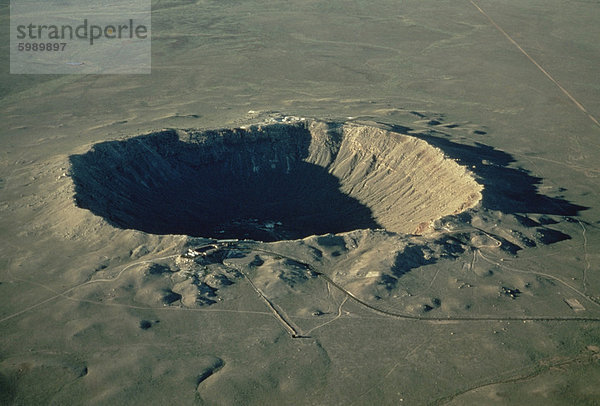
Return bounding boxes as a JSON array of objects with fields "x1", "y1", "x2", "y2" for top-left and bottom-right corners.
[{"x1": 1, "y1": 1, "x2": 600, "y2": 405}]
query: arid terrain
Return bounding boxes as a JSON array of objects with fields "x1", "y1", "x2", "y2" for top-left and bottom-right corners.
[{"x1": 1, "y1": 1, "x2": 600, "y2": 405}]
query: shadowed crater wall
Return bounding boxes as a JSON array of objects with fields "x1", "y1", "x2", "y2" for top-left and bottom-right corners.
[{"x1": 69, "y1": 120, "x2": 482, "y2": 241}]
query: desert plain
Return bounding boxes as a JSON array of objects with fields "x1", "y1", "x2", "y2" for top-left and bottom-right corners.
[{"x1": 1, "y1": 1, "x2": 600, "y2": 405}]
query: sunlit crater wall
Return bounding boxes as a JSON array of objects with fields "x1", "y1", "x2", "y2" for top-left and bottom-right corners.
[{"x1": 306, "y1": 121, "x2": 482, "y2": 234}]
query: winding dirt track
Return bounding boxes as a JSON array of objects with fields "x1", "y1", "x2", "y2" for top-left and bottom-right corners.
[{"x1": 236, "y1": 242, "x2": 600, "y2": 337}]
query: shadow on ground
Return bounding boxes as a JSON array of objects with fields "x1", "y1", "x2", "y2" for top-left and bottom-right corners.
[{"x1": 387, "y1": 123, "x2": 588, "y2": 217}]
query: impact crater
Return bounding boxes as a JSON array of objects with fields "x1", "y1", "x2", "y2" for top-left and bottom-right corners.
[{"x1": 69, "y1": 120, "x2": 482, "y2": 241}]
